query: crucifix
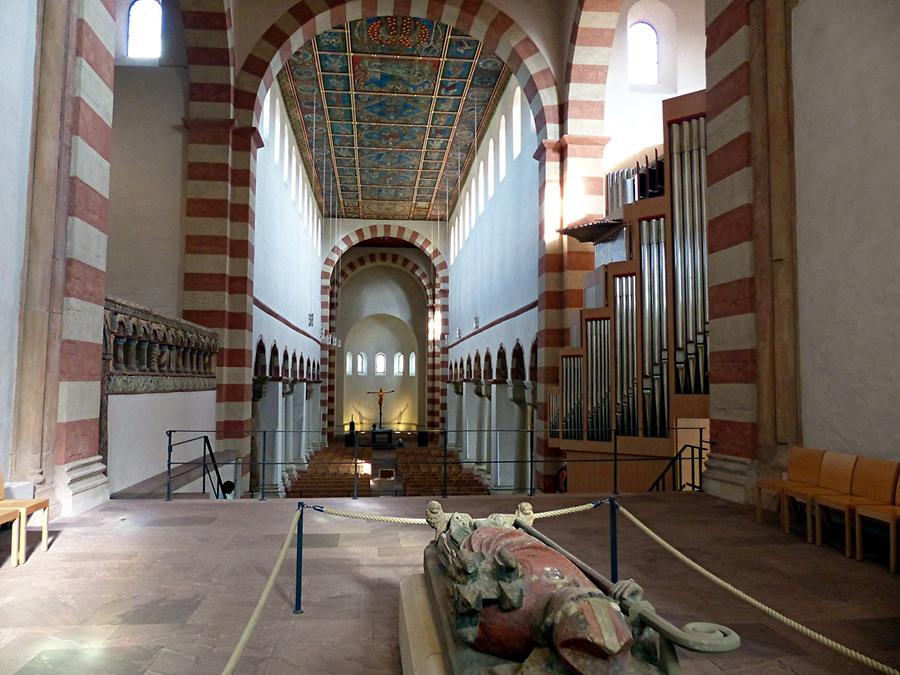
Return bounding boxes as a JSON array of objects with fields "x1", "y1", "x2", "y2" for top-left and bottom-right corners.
[{"x1": 366, "y1": 387, "x2": 395, "y2": 429}]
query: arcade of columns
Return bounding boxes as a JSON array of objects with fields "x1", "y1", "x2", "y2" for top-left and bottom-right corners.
[{"x1": 9, "y1": 0, "x2": 801, "y2": 511}]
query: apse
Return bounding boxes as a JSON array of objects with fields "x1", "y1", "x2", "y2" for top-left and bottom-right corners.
[
  {"x1": 342, "y1": 314, "x2": 419, "y2": 430},
  {"x1": 335, "y1": 260, "x2": 429, "y2": 431}
]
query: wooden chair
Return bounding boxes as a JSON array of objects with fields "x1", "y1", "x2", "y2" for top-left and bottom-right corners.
[
  {"x1": 856, "y1": 468, "x2": 900, "y2": 573},
  {"x1": 783, "y1": 452, "x2": 857, "y2": 544},
  {"x1": 0, "y1": 470, "x2": 49, "y2": 565},
  {"x1": 815, "y1": 457, "x2": 899, "y2": 557},
  {"x1": 755, "y1": 446, "x2": 826, "y2": 531},
  {"x1": 0, "y1": 509, "x2": 20, "y2": 568}
]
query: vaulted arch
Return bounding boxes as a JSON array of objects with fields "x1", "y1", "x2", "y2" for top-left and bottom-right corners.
[
  {"x1": 564, "y1": 0, "x2": 621, "y2": 138},
  {"x1": 511, "y1": 343, "x2": 526, "y2": 383},
  {"x1": 326, "y1": 250, "x2": 436, "y2": 432},
  {"x1": 232, "y1": 0, "x2": 560, "y2": 142},
  {"x1": 496, "y1": 344, "x2": 509, "y2": 383},
  {"x1": 254, "y1": 339, "x2": 267, "y2": 378},
  {"x1": 320, "y1": 229, "x2": 449, "y2": 435}
]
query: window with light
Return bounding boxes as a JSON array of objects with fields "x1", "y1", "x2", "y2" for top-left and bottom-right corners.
[
  {"x1": 512, "y1": 88, "x2": 522, "y2": 158},
  {"x1": 499, "y1": 115, "x2": 507, "y2": 179},
  {"x1": 394, "y1": 353, "x2": 404, "y2": 375},
  {"x1": 127, "y1": 0, "x2": 162, "y2": 59},
  {"x1": 409, "y1": 352, "x2": 416, "y2": 377},
  {"x1": 375, "y1": 352, "x2": 387, "y2": 376},
  {"x1": 488, "y1": 139, "x2": 495, "y2": 198},
  {"x1": 628, "y1": 22, "x2": 659, "y2": 85}
]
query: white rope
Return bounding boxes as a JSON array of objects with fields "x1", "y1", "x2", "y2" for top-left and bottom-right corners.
[
  {"x1": 222, "y1": 509, "x2": 301, "y2": 675},
  {"x1": 312, "y1": 501, "x2": 602, "y2": 525},
  {"x1": 618, "y1": 505, "x2": 900, "y2": 675},
  {"x1": 532, "y1": 501, "x2": 602, "y2": 520},
  {"x1": 315, "y1": 505, "x2": 428, "y2": 525}
]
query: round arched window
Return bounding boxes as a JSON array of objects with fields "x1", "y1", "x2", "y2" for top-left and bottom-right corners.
[
  {"x1": 127, "y1": 0, "x2": 162, "y2": 58},
  {"x1": 628, "y1": 22, "x2": 659, "y2": 85}
]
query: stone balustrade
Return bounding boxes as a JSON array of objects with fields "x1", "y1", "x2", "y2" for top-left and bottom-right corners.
[{"x1": 104, "y1": 297, "x2": 218, "y2": 394}]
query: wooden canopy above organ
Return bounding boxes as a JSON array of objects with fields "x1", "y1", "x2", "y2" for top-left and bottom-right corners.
[{"x1": 553, "y1": 91, "x2": 710, "y2": 493}]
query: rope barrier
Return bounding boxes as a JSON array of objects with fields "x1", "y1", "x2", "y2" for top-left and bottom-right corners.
[
  {"x1": 309, "y1": 500, "x2": 605, "y2": 525},
  {"x1": 618, "y1": 505, "x2": 900, "y2": 675},
  {"x1": 311, "y1": 505, "x2": 428, "y2": 525},
  {"x1": 532, "y1": 499, "x2": 607, "y2": 519},
  {"x1": 222, "y1": 508, "x2": 302, "y2": 675}
]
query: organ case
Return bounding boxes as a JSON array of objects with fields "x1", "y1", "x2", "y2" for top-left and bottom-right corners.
[{"x1": 552, "y1": 91, "x2": 710, "y2": 493}]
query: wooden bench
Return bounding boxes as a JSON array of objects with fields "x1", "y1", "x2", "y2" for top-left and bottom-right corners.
[
  {"x1": 782, "y1": 452, "x2": 857, "y2": 544},
  {"x1": 0, "y1": 509, "x2": 20, "y2": 568},
  {"x1": 756, "y1": 446, "x2": 825, "y2": 531},
  {"x1": 0, "y1": 470, "x2": 49, "y2": 565},
  {"x1": 815, "y1": 457, "x2": 899, "y2": 557},
  {"x1": 855, "y1": 471, "x2": 900, "y2": 574}
]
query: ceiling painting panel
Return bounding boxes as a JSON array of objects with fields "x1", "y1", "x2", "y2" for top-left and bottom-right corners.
[{"x1": 281, "y1": 16, "x2": 510, "y2": 221}]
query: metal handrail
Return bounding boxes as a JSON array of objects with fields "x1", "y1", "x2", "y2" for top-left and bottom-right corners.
[
  {"x1": 648, "y1": 443, "x2": 707, "y2": 493},
  {"x1": 166, "y1": 432, "x2": 236, "y2": 500},
  {"x1": 164, "y1": 426, "x2": 712, "y2": 501}
]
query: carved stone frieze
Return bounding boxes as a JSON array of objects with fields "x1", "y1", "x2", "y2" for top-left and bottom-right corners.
[
  {"x1": 107, "y1": 374, "x2": 216, "y2": 395},
  {"x1": 104, "y1": 296, "x2": 218, "y2": 395}
]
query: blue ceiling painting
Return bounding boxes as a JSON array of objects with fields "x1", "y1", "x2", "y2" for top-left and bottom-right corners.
[{"x1": 279, "y1": 16, "x2": 509, "y2": 221}]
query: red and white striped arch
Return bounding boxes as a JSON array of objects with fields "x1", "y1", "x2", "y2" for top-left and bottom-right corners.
[
  {"x1": 563, "y1": 0, "x2": 621, "y2": 220},
  {"x1": 320, "y1": 225, "x2": 449, "y2": 434},
  {"x1": 180, "y1": 0, "x2": 235, "y2": 119},
  {"x1": 564, "y1": 0, "x2": 620, "y2": 139},
  {"x1": 336, "y1": 252, "x2": 435, "y2": 302},
  {"x1": 232, "y1": 0, "x2": 561, "y2": 141},
  {"x1": 326, "y1": 250, "x2": 444, "y2": 431}
]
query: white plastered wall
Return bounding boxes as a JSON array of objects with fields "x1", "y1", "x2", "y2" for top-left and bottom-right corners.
[
  {"x1": 254, "y1": 82, "x2": 325, "y2": 362},
  {"x1": 448, "y1": 78, "x2": 540, "y2": 374},
  {"x1": 602, "y1": 0, "x2": 706, "y2": 171},
  {"x1": 792, "y1": 0, "x2": 900, "y2": 461},
  {"x1": 0, "y1": 2, "x2": 38, "y2": 477},
  {"x1": 106, "y1": 65, "x2": 188, "y2": 316},
  {"x1": 107, "y1": 390, "x2": 216, "y2": 493},
  {"x1": 107, "y1": 1, "x2": 189, "y2": 316}
]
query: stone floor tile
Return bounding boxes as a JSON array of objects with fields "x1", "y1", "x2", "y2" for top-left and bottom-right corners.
[{"x1": 0, "y1": 494, "x2": 897, "y2": 673}]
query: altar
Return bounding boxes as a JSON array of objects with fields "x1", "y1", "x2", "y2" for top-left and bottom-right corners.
[{"x1": 370, "y1": 428, "x2": 394, "y2": 447}]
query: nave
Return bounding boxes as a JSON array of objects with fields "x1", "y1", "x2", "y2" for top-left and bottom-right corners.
[{"x1": 1, "y1": 0, "x2": 899, "y2": 673}]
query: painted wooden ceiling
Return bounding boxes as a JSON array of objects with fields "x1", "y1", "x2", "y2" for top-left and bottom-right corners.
[{"x1": 279, "y1": 16, "x2": 509, "y2": 221}]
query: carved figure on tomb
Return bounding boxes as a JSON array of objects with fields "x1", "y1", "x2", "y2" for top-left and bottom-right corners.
[{"x1": 424, "y1": 504, "x2": 664, "y2": 673}]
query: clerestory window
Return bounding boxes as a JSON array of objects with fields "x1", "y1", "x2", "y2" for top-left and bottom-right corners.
[
  {"x1": 628, "y1": 22, "x2": 659, "y2": 85},
  {"x1": 127, "y1": 0, "x2": 162, "y2": 59}
]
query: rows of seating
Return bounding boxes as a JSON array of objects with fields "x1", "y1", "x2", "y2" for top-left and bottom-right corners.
[
  {"x1": 756, "y1": 447, "x2": 900, "y2": 572},
  {"x1": 396, "y1": 447, "x2": 489, "y2": 497},
  {"x1": 0, "y1": 469, "x2": 49, "y2": 568},
  {"x1": 285, "y1": 448, "x2": 373, "y2": 498}
]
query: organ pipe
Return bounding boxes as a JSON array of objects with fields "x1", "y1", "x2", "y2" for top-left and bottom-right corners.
[
  {"x1": 640, "y1": 218, "x2": 668, "y2": 437},
  {"x1": 562, "y1": 355, "x2": 584, "y2": 440},
  {"x1": 669, "y1": 117, "x2": 709, "y2": 394},
  {"x1": 615, "y1": 276, "x2": 638, "y2": 436},
  {"x1": 586, "y1": 319, "x2": 611, "y2": 441}
]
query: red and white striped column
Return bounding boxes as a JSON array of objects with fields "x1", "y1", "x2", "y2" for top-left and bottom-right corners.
[
  {"x1": 704, "y1": 0, "x2": 758, "y2": 497},
  {"x1": 534, "y1": 140, "x2": 565, "y2": 491},
  {"x1": 54, "y1": 0, "x2": 117, "y2": 515}
]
